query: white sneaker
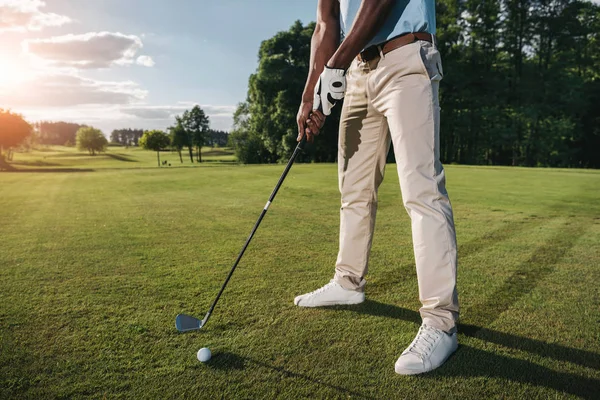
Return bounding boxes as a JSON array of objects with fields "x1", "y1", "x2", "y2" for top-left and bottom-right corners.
[
  {"x1": 294, "y1": 280, "x2": 365, "y2": 307},
  {"x1": 395, "y1": 324, "x2": 458, "y2": 375}
]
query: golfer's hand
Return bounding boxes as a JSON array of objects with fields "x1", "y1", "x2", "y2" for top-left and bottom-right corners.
[
  {"x1": 297, "y1": 101, "x2": 316, "y2": 142},
  {"x1": 313, "y1": 66, "x2": 346, "y2": 116},
  {"x1": 297, "y1": 102, "x2": 326, "y2": 142},
  {"x1": 307, "y1": 109, "x2": 326, "y2": 137}
]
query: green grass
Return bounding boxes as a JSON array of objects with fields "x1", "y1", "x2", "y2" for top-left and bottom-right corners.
[
  {"x1": 0, "y1": 148, "x2": 599, "y2": 399},
  {"x1": 6, "y1": 145, "x2": 236, "y2": 170}
]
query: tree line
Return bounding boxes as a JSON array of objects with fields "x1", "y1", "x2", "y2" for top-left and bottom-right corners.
[
  {"x1": 117, "y1": 107, "x2": 229, "y2": 166},
  {"x1": 140, "y1": 105, "x2": 232, "y2": 166},
  {"x1": 230, "y1": 0, "x2": 600, "y2": 168},
  {"x1": 110, "y1": 129, "x2": 144, "y2": 146},
  {"x1": 28, "y1": 122, "x2": 227, "y2": 150},
  {"x1": 0, "y1": 104, "x2": 229, "y2": 169},
  {"x1": 36, "y1": 121, "x2": 84, "y2": 146}
]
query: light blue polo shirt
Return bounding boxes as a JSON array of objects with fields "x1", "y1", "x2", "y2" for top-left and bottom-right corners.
[{"x1": 339, "y1": 0, "x2": 436, "y2": 48}]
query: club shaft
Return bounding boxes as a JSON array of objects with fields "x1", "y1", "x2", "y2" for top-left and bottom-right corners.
[{"x1": 203, "y1": 138, "x2": 306, "y2": 326}]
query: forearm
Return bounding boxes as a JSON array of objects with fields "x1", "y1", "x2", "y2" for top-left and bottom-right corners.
[
  {"x1": 328, "y1": 0, "x2": 395, "y2": 70},
  {"x1": 302, "y1": 3, "x2": 340, "y2": 102}
]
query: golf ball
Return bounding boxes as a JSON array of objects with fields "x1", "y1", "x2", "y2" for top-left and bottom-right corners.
[{"x1": 197, "y1": 347, "x2": 211, "y2": 362}]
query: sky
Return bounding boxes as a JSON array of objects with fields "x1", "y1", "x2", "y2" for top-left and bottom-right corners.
[{"x1": 0, "y1": 0, "x2": 318, "y2": 134}]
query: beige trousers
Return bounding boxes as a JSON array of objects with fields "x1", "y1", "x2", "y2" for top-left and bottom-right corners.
[{"x1": 334, "y1": 40, "x2": 459, "y2": 332}]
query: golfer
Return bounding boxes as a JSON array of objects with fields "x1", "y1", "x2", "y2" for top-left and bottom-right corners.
[{"x1": 295, "y1": 0, "x2": 459, "y2": 375}]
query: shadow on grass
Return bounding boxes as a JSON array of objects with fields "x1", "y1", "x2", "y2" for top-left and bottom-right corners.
[
  {"x1": 373, "y1": 215, "x2": 550, "y2": 294},
  {"x1": 205, "y1": 351, "x2": 246, "y2": 371},
  {"x1": 1, "y1": 168, "x2": 94, "y2": 173},
  {"x1": 350, "y1": 301, "x2": 599, "y2": 371},
  {"x1": 207, "y1": 352, "x2": 377, "y2": 399},
  {"x1": 462, "y1": 218, "x2": 588, "y2": 328},
  {"x1": 105, "y1": 153, "x2": 137, "y2": 162},
  {"x1": 339, "y1": 218, "x2": 598, "y2": 397},
  {"x1": 202, "y1": 150, "x2": 235, "y2": 157},
  {"x1": 11, "y1": 160, "x2": 62, "y2": 167},
  {"x1": 0, "y1": 154, "x2": 93, "y2": 172},
  {"x1": 207, "y1": 336, "x2": 598, "y2": 398},
  {"x1": 458, "y1": 215, "x2": 547, "y2": 259},
  {"x1": 428, "y1": 344, "x2": 599, "y2": 399}
]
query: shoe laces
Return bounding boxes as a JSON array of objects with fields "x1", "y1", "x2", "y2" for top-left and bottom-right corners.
[
  {"x1": 307, "y1": 280, "x2": 337, "y2": 297},
  {"x1": 407, "y1": 325, "x2": 442, "y2": 358}
]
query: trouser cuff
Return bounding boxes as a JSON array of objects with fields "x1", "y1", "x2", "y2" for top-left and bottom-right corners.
[
  {"x1": 421, "y1": 314, "x2": 458, "y2": 334},
  {"x1": 334, "y1": 271, "x2": 366, "y2": 292}
]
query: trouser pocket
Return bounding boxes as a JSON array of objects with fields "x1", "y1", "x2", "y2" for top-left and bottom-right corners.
[{"x1": 416, "y1": 41, "x2": 443, "y2": 82}]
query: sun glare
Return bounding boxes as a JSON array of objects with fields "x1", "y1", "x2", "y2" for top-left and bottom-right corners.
[{"x1": 0, "y1": 57, "x2": 32, "y2": 88}]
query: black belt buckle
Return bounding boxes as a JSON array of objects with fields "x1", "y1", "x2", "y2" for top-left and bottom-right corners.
[{"x1": 359, "y1": 46, "x2": 379, "y2": 62}]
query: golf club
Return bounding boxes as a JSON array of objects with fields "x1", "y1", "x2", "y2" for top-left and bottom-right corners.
[{"x1": 176, "y1": 136, "x2": 307, "y2": 332}]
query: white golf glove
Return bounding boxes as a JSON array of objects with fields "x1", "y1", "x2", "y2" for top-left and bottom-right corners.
[{"x1": 313, "y1": 66, "x2": 346, "y2": 116}]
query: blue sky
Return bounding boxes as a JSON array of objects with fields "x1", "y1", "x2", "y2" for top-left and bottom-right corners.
[{"x1": 0, "y1": 0, "x2": 318, "y2": 133}]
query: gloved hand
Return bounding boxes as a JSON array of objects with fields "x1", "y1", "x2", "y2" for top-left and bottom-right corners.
[{"x1": 313, "y1": 66, "x2": 346, "y2": 116}]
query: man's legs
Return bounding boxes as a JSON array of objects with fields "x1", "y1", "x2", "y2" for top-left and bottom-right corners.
[
  {"x1": 295, "y1": 40, "x2": 459, "y2": 374},
  {"x1": 294, "y1": 59, "x2": 390, "y2": 307}
]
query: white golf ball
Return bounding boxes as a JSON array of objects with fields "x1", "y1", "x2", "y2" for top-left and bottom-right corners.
[{"x1": 197, "y1": 347, "x2": 211, "y2": 362}]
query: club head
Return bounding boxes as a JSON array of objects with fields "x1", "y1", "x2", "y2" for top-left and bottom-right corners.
[{"x1": 175, "y1": 314, "x2": 205, "y2": 332}]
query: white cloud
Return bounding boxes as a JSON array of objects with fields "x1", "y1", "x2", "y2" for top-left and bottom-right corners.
[
  {"x1": 202, "y1": 105, "x2": 237, "y2": 117},
  {"x1": 204, "y1": 114, "x2": 233, "y2": 132},
  {"x1": 24, "y1": 31, "x2": 153, "y2": 69},
  {"x1": 120, "y1": 103, "x2": 236, "y2": 120},
  {"x1": 0, "y1": 0, "x2": 70, "y2": 33},
  {"x1": 136, "y1": 55, "x2": 155, "y2": 67},
  {"x1": 120, "y1": 106, "x2": 173, "y2": 120},
  {"x1": 18, "y1": 105, "x2": 122, "y2": 127},
  {"x1": 0, "y1": 72, "x2": 147, "y2": 107}
]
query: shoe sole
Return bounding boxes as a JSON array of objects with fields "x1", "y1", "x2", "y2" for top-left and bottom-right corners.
[
  {"x1": 394, "y1": 365, "x2": 435, "y2": 375},
  {"x1": 294, "y1": 297, "x2": 365, "y2": 307},
  {"x1": 394, "y1": 343, "x2": 458, "y2": 375}
]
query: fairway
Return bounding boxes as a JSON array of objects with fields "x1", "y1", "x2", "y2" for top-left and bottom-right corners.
[{"x1": 1, "y1": 149, "x2": 599, "y2": 399}]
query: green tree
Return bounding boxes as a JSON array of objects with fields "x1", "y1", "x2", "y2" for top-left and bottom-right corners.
[
  {"x1": 434, "y1": 0, "x2": 600, "y2": 167},
  {"x1": 76, "y1": 127, "x2": 107, "y2": 156},
  {"x1": 229, "y1": 102, "x2": 270, "y2": 163},
  {"x1": 38, "y1": 121, "x2": 83, "y2": 146},
  {"x1": 169, "y1": 122, "x2": 188, "y2": 163},
  {"x1": 174, "y1": 115, "x2": 194, "y2": 163},
  {"x1": 236, "y1": 20, "x2": 340, "y2": 163},
  {"x1": 205, "y1": 129, "x2": 229, "y2": 147},
  {"x1": 139, "y1": 129, "x2": 170, "y2": 167},
  {"x1": 110, "y1": 128, "x2": 144, "y2": 146},
  {"x1": 181, "y1": 105, "x2": 210, "y2": 162},
  {"x1": 0, "y1": 109, "x2": 32, "y2": 169}
]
